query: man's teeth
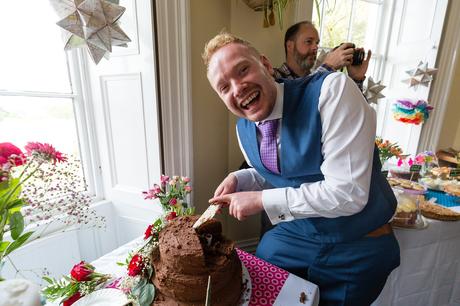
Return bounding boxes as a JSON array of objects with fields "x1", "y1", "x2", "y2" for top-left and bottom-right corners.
[{"x1": 241, "y1": 92, "x2": 258, "y2": 108}]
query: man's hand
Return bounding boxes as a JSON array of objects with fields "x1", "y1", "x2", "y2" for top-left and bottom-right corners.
[
  {"x1": 323, "y1": 43, "x2": 355, "y2": 70},
  {"x1": 347, "y1": 49, "x2": 372, "y2": 82},
  {"x1": 209, "y1": 191, "x2": 264, "y2": 221},
  {"x1": 213, "y1": 174, "x2": 238, "y2": 197}
]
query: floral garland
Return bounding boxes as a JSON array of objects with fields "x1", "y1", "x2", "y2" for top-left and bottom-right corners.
[{"x1": 42, "y1": 261, "x2": 111, "y2": 305}]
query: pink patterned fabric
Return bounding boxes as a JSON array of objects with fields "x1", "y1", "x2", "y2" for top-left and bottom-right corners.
[{"x1": 237, "y1": 249, "x2": 289, "y2": 306}]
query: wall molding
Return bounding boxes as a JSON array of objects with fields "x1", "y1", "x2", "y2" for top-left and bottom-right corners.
[
  {"x1": 419, "y1": 0, "x2": 460, "y2": 151},
  {"x1": 154, "y1": 0, "x2": 194, "y2": 190}
]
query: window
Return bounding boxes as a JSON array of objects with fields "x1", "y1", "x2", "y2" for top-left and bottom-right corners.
[
  {"x1": 0, "y1": 1, "x2": 99, "y2": 198},
  {"x1": 312, "y1": 0, "x2": 384, "y2": 78}
]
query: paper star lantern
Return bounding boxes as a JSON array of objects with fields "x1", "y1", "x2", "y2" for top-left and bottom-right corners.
[
  {"x1": 50, "y1": 0, "x2": 131, "y2": 64},
  {"x1": 364, "y1": 77, "x2": 386, "y2": 104},
  {"x1": 402, "y1": 61, "x2": 438, "y2": 89}
]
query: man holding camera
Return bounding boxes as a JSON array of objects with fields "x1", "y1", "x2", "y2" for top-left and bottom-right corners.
[{"x1": 274, "y1": 21, "x2": 371, "y2": 90}]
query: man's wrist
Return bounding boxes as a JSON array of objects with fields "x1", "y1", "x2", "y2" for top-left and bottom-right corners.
[{"x1": 321, "y1": 63, "x2": 336, "y2": 72}]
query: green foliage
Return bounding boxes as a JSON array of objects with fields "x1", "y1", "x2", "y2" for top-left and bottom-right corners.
[
  {"x1": 42, "y1": 276, "x2": 78, "y2": 301},
  {"x1": 132, "y1": 277, "x2": 155, "y2": 306},
  {"x1": 0, "y1": 176, "x2": 32, "y2": 262}
]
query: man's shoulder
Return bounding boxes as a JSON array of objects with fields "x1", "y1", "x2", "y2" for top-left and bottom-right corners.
[{"x1": 274, "y1": 63, "x2": 296, "y2": 80}]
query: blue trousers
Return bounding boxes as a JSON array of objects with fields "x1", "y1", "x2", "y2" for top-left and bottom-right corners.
[{"x1": 256, "y1": 220, "x2": 400, "y2": 306}]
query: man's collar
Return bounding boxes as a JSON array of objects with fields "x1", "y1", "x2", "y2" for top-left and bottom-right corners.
[{"x1": 256, "y1": 82, "x2": 284, "y2": 125}]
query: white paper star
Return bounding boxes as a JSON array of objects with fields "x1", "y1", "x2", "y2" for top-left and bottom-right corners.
[
  {"x1": 51, "y1": 0, "x2": 131, "y2": 64},
  {"x1": 364, "y1": 77, "x2": 386, "y2": 104},
  {"x1": 402, "y1": 61, "x2": 438, "y2": 89}
]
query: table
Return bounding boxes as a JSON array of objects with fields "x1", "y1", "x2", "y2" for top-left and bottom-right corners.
[
  {"x1": 89, "y1": 238, "x2": 320, "y2": 306},
  {"x1": 372, "y1": 206, "x2": 460, "y2": 306}
]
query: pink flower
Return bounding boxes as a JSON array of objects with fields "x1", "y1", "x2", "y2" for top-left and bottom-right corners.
[
  {"x1": 143, "y1": 184, "x2": 162, "y2": 200},
  {"x1": 25, "y1": 142, "x2": 67, "y2": 164},
  {"x1": 397, "y1": 158, "x2": 403, "y2": 167},
  {"x1": 182, "y1": 176, "x2": 190, "y2": 183},
  {"x1": 128, "y1": 254, "x2": 144, "y2": 277},
  {"x1": 415, "y1": 155, "x2": 425, "y2": 165},
  {"x1": 408, "y1": 158, "x2": 413, "y2": 166},
  {"x1": 169, "y1": 198, "x2": 177, "y2": 206},
  {"x1": 0, "y1": 142, "x2": 24, "y2": 167},
  {"x1": 153, "y1": 184, "x2": 162, "y2": 194},
  {"x1": 184, "y1": 186, "x2": 192, "y2": 192},
  {"x1": 160, "y1": 175, "x2": 169, "y2": 186},
  {"x1": 143, "y1": 190, "x2": 158, "y2": 200},
  {"x1": 165, "y1": 211, "x2": 177, "y2": 221}
]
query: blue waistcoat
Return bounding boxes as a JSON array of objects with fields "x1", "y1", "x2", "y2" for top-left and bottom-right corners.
[{"x1": 237, "y1": 72, "x2": 397, "y2": 242}]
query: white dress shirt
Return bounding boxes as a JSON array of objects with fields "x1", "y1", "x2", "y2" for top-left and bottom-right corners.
[{"x1": 233, "y1": 72, "x2": 376, "y2": 224}]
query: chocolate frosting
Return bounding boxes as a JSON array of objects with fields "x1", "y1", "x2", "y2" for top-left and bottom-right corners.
[{"x1": 152, "y1": 215, "x2": 242, "y2": 306}]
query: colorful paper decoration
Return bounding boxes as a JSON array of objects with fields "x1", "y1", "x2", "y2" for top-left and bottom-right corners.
[
  {"x1": 402, "y1": 61, "x2": 438, "y2": 89},
  {"x1": 50, "y1": 0, "x2": 131, "y2": 64},
  {"x1": 364, "y1": 77, "x2": 386, "y2": 104},
  {"x1": 392, "y1": 99, "x2": 433, "y2": 125}
]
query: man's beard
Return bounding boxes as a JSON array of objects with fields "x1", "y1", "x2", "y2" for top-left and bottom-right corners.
[{"x1": 293, "y1": 48, "x2": 315, "y2": 74}]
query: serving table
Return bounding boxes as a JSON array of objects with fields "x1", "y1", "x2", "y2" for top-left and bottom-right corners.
[
  {"x1": 372, "y1": 205, "x2": 460, "y2": 306},
  {"x1": 57, "y1": 237, "x2": 319, "y2": 306}
]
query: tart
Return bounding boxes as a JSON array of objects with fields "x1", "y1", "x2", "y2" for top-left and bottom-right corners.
[{"x1": 420, "y1": 201, "x2": 460, "y2": 221}]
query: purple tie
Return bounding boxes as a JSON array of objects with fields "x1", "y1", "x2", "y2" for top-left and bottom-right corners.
[{"x1": 258, "y1": 119, "x2": 280, "y2": 174}]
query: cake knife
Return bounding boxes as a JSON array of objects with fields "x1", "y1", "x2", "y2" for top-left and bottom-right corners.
[
  {"x1": 205, "y1": 275, "x2": 211, "y2": 306},
  {"x1": 192, "y1": 203, "x2": 222, "y2": 229}
]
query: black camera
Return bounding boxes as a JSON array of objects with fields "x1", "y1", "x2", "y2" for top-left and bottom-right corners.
[{"x1": 334, "y1": 43, "x2": 365, "y2": 66}]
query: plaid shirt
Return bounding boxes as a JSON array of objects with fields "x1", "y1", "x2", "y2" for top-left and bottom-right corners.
[{"x1": 273, "y1": 62, "x2": 364, "y2": 91}]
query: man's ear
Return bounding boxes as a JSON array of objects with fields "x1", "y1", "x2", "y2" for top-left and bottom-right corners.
[
  {"x1": 286, "y1": 40, "x2": 294, "y2": 54},
  {"x1": 260, "y1": 54, "x2": 274, "y2": 75}
]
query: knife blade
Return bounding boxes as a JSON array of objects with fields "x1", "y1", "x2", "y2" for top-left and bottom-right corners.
[
  {"x1": 205, "y1": 275, "x2": 211, "y2": 306},
  {"x1": 192, "y1": 203, "x2": 222, "y2": 229}
]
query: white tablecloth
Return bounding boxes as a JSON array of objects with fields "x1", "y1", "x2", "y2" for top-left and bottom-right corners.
[
  {"x1": 70, "y1": 237, "x2": 319, "y2": 306},
  {"x1": 373, "y1": 207, "x2": 460, "y2": 306}
]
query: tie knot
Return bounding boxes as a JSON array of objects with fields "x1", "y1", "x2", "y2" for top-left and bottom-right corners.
[{"x1": 258, "y1": 119, "x2": 278, "y2": 137}]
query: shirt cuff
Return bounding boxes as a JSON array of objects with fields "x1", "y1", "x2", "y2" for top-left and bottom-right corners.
[
  {"x1": 321, "y1": 63, "x2": 336, "y2": 72},
  {"x1": 262, "y1": 188, "x2": 294, "y2": 225}
]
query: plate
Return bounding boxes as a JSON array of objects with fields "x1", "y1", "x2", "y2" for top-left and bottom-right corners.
[
  {"x1": 73, "y1": 288, "x2": 131, "y2": 306},
  {"x1": 239, "y1": 263, "x2": 252, "y2": 306}
]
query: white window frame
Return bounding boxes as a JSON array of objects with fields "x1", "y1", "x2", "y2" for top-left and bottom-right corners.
[{"x1": 0, "y1": 48, "x2": 105, "y2": 229}]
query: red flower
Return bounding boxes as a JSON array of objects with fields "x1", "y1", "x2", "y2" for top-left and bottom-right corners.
[
  {"x1": 144, "y1": 224, "x2": 153, "y2": 239},
  {"x1": 128, "y1": 254, "x2": 144, "y2": 277},
  {"x1": 70, "y1": 261, "x2": 94, "y2": 281},
  {"x1": 25, "y1": 142, "x2": 67, "y2": 164},
  {"x1": 63, "y1": 291, "x2": 82, "y2": 306},
  {"x1": 0, "y1": 142, "x2": 24, "y2": 167},
  {"x1": 165, "y1": 211, "x2": 177, "y2": 221},
  {"x1": 169, "y1": 198, "x2": 177, "y2": 206}
]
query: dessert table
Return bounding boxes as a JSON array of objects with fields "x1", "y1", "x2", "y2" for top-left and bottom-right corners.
[
  {"x1": 70, "y1": 237, "x2": 319, "y2": 306},
  {"x1": 372, "y1": 205, "x2": 460, "y2": 306}
]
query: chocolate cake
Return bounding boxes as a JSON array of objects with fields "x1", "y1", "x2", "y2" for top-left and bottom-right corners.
[{"x1": 151, "y1": 215, "x2": 243, "y2": 305}]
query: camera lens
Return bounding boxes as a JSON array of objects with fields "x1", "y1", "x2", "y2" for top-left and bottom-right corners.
[{"x1": 352, "y1": 49, "x2": 365, "y2": 66}]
